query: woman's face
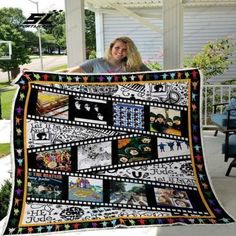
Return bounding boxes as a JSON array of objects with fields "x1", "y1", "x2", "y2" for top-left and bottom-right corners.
[{"x1": 111, "y1": 41, "x2": 127, "y2": 62}]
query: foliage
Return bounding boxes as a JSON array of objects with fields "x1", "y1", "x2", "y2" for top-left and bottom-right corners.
[
  {"x1": 42, "y1": 9, "x2": 96, "y2": 56},
  {"x1": 88, "y1": 50, "x2": 97, "y2": 59},
  {"x1": 0, "y1": 25, "x2": 31, "y2": 71},
  {"x1": 23, "y1": 31, "x2": 39, "y2": 54},
  {"x1": 0, "y1": 7, "x2": 25, "y2": 29},
  {"x1": 41, "y1": 32, "x2": 57, "y2": 54},
  {"x1": 43, "y1": 11, "x2": 66, "y2": 54},
  {"x1": 145, "y1": 60, "x2": 162, "y2": 71},
  {"x1": 0, "y1": 179, "x2": 12, "y2": 220},
  {"x1": 85, "y1": 10, "x2": 96, "y2": 54},
  {"x1": 222, "y1": 79, "x2": 236, "y2": 85},
  {"x1": 184, "y1": 38, "x2": 235, "y2": 81},
  {"x1": 0, "y1": 7, "x2": 31, "y2": 77}
]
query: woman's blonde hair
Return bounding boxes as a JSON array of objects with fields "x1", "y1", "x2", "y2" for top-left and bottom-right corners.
[{"x1": 104, "y1": 36, "x2": 143, "y2": 72}]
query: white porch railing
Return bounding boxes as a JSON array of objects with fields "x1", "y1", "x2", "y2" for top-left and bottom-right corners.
[{"x1": 202, "y1": 84, "x2": 236, "y2": 128}]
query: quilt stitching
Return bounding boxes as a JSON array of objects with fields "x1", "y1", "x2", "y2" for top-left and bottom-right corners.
[{"x1": 3, "y1": 69, "x2": 234, "y2": 235}]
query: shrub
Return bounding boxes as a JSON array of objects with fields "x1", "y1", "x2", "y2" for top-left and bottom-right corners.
[
  {"x1": 145, "y1": 60, "x2": 162, "y2": 71},
  {"x1": 88, "y1": 50, "x2": 97, "y2": 59},
  {"x1": 0, "y1": 179, "x2": 12, "y2": 220},
  {"x1": 184, "y1": 37, "x2": 235, "y2": 81}
]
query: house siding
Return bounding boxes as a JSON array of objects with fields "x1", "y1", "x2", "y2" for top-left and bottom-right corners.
[
  {"x1": 184, "y1": 6, "x2": 236, "y2": 83},
  {"x1": 101, "y1": 6, "x2": 236, "y2": 83}
]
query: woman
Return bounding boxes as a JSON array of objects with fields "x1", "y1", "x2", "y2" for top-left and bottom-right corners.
[{"x1": 67, "y1": 37, "x2": 150, "y2": 73}]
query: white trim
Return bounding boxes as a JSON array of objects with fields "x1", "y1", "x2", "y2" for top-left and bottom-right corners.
[
  {"x1": 95, "y1": 12, "x2": 105, "y2": 57},
  {"x1": 87, "y1": 8, "x2": 162, "y2": 18},
  {"x1": 0, "y1": 40, "x2": 12, "y2": 60}
]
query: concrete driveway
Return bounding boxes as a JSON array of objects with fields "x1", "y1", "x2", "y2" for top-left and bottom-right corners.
[{"x1": 0, "y1": 55, "x2": 67, "y2": 83}]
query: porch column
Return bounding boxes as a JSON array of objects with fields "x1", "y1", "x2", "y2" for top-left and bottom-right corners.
[
  {"x1": 65, "y1": 0, "x2": 86, "y2": 67},
  {"x1": 162, "y1": 0, "x2": 183, "y2": 69}
]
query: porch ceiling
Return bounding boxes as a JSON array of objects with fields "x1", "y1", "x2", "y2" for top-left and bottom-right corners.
[
  {"x1": 85, "y1": 0, "x2": 236, "y2": 34},
  {"x1": 86, "y1": 0, "x2": 162, "y2": 33},
  {"x1": 85, "y1": 0, "x2": 236, "y2": 9}
]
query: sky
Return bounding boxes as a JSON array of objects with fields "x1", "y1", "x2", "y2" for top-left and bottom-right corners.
[{"x1": 0, "y1": 0, "x2": 65, "y2": 18}]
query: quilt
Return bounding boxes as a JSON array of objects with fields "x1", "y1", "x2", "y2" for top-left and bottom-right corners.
[{"x1": 3, "y1": 68, "x2": 235, "y2": 235}]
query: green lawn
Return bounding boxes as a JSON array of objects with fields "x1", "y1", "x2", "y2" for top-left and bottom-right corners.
[
  {"x1": 0, "y1": 82, "x2": 12, "y2": 89},
  {"x1": 0, "y1": 143, "x2": 10, "y2": 158},
  {"x1": 0, "y1": 86, "x2": 16, "y2": 157},
  {"x1": 0, "y1": 89, "x2": 17, "y2": 119}
]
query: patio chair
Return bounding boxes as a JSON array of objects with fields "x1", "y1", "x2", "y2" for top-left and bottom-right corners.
[
  {"x1": 211, "y1": 99, "x2": 236, "y2": 176},
  {"x1": 222, "y1": 129, "x2": 236, "y2": 176},
  {"x1": 211, "y1": 99, "x2": 236, "y2": 136}
]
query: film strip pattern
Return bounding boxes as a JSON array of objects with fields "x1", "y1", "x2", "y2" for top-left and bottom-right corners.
[
  {"x1": 26, "y1": 169, "x2": 205, "y2": 215},
  {"x1": 78, "y1": 155, "x2": 192, "y2": 174},
  {"x1": 35, "y1": 80, "x2": 189, "y2": 106},
  {"x1": 31, "y1": 84, "x2": 188, "y2": 110},
  {"x1": 27, "y1": 83, "x2": 188, "y2": 141},
  {"x1": 95, "y1": 160, "x2": 196, "y2": 188},
  {"x1": 27, "y1": 128, "x2": 192, "y2": 174},
  {"x1": 28, "y1": 163, "x2": 196, "y2": 190},
  {"x1": 27, "y1": 115, "x2": 188, "y2": 141},
  {"x1": 4, "y1": 69, "x2": 235, "y2": 236},
  {"x1": 27, "y1": 133, "x2": 142, "y2": 153},
  {"x1": 25, "y1": 119, "x2": 124, "y2": 149},
  {"x1": 21, "y1": 203, "x2": 175, "y2": 225},
  {"x1": 26, "y1": 198, "x2": 207, "y2": 216}
]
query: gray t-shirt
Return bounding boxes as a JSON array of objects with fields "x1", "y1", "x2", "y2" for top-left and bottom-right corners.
[{"x1": 80, "y1": 58, "x2": 151, "y2": 73}]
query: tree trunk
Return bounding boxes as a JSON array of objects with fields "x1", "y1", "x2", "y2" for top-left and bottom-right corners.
[
  {"x1": 7, "y1": 71, "x2": 10, "y2": 83},
  {"x1": 11, "y1": 67, "x2": 20, "y2": 81}
]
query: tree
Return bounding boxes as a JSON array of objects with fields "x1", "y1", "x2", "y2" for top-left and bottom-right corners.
[
  {"x1": 85, "y1": 9, "x2": 96, "y2": 57},
  {"x1": 44, "y1": 11, "x2": 66, "y2": 54},
  {"x1": 0, "y1": 7, "x2": 31, "y2": 81},
  {"x1": 0, "y1": 7, "x2": 25, "y2": 29},
  {"x1": 41, "y1": 33, "x2": 57, "y2": 54},
  {"x1": 23, "y1": 31, "x2": 39, "y2": 54},
  {"x1": 184, "y1": 37, "x2": 235, "y2": 82}
]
